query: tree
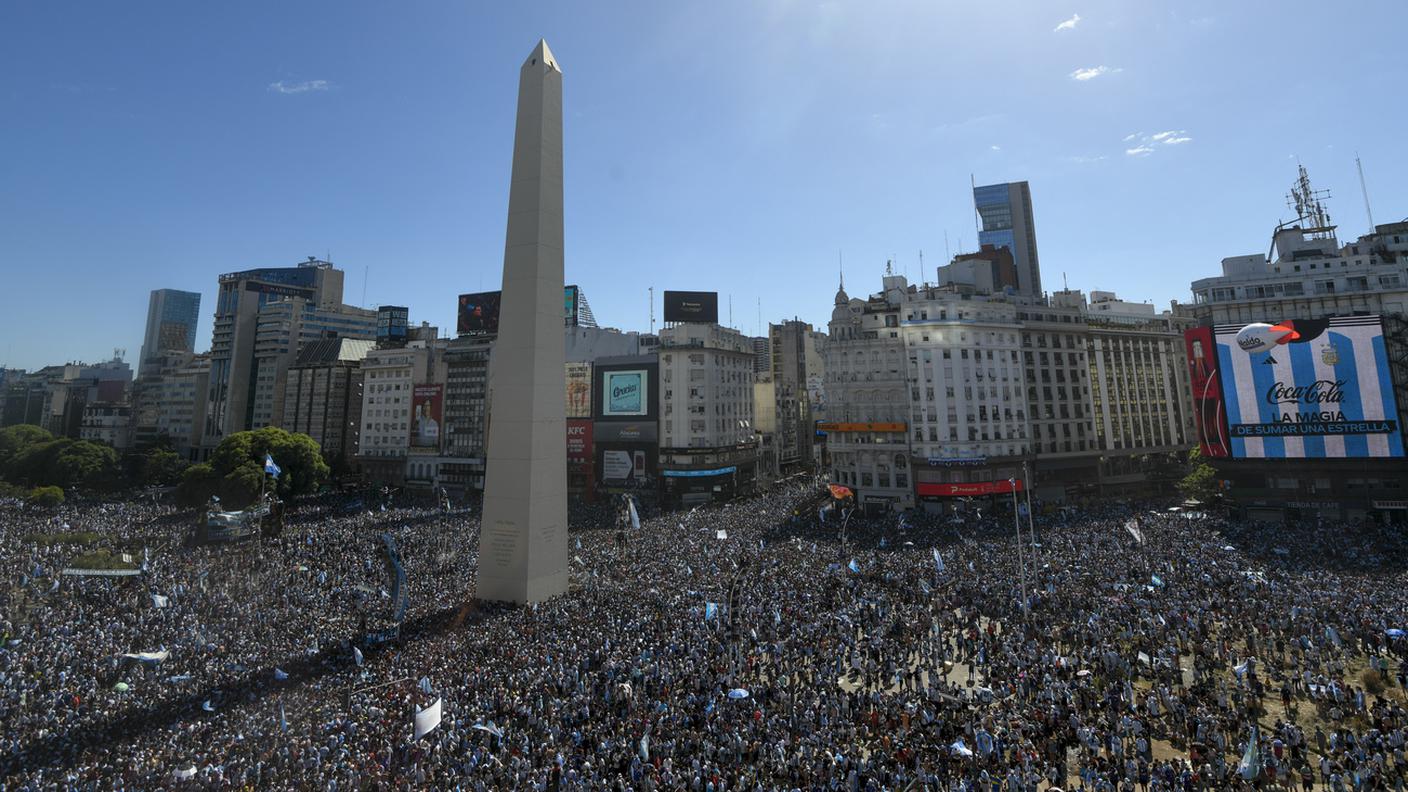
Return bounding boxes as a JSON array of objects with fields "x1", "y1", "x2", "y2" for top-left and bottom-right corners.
[
  {"x1": 27, "y1": 485, "x2": 64, "y2": 508},
  {"x1": 1178, "y1": 447, "x2": 1218, "y2": 502},
  {"x1": 209, "y1": 427, "x2": 329, "y2": 501},
  {"x1": 7, "y1": 438, "x2": 118, "y2": 489},
  {"x1": 0, "y1": 424, "x2": 54, "y2": 480},
  {"x1": 175, "y1": 463, "x2": 220, "y2": 508},
  {"x1": 139, "y1": 448, "x2": 188, "y2": 486}
]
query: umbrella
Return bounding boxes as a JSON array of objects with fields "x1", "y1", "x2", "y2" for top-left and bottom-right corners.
[
  {"x1": 113, "y1": 682, "x2": 130, "y2": 692},
  {"x1": 727, "y1": 688, "x2": 750, "y2": 700}
]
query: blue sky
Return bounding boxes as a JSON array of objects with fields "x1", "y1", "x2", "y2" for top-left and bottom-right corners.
[{"x1": 2, "y1": 0, "x2": 1404, "y2": 371}]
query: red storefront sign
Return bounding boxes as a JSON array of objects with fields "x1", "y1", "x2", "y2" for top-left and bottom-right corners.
[
  {"x1": 916, "y1": 479, "x2": 1023, "y2": 497},
  {"x1": 566, "y1": 420, "x2": 593, "y2": 466}
]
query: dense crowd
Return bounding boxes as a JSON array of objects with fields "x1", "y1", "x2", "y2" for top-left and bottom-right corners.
[{"x1": 2, "y1": 485, "x2": 1407, "y2": 790}]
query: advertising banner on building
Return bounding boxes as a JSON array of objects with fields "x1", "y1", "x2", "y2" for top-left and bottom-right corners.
[
  {"x1": 601, "y1": 449, "x2": 634, "y2": 481},
  {"x1": 1184, "y1": 326, "x2": 1230, "y2": 458},
  {"x1": 662, "y1": 291, "x2": 719, "y2": 324},
  {"x1": 456, "y1": 291, "x2": 501, "y2": 335},
  {"x1": 565, "y1": 362, "x2": 592, "y2": 418},
  {"x1": 602, "y1": 369, "x2": 648, "y2": 417},
  {"x1": 1213, "y1": 316, "x2": 1403, "y2": 458},
  {"x1": 564, "y1": 285, "x2": 579, "y2": 325},
  {"x1": 566, "y1": 419, "x2": 593, "y2": 466},
  {"x1": 916, "y1": 479, "x2": 1023, "y2": 498},
  {"x1": 411, "y1": 385, "x2": 443, "y2": 448}
]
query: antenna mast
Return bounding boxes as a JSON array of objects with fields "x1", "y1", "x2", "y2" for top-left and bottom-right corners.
[
  {"x1": 1356, "y1": 154, "x2": 1375, "y2": 231},
  {"x1": 649, "y1": 286, "x2": 655, "y2": 334}
]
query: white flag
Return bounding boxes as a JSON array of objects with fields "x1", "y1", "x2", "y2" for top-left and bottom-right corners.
[
  {"x1": 353, "y1": 647, "x2": 364, "y2": 667},
  {"x1": 413, "y1": 697, "x2": 442, "y2": 740},
  {"x1": 628, "y1": 498, "x2": 640, "y2": 530},
  {"x1": 932, "y1": 548, "x2": 945, "y2": 573},
  {"x1": 151, "y1": 594, "x2": 170, "y2": 608}
]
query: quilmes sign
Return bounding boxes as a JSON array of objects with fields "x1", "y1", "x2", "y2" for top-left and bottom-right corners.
[{"x1": 603, "y1": 370, "x2": 647, "y2": 417}]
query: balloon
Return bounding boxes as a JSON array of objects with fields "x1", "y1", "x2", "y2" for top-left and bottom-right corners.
[{"x1": 1234, "y1": 322, "x2": 1296, "y2": 354}]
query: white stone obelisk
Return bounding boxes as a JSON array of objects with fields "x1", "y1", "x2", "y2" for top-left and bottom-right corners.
[{"x1": 477, "y1": 40, "x2": 568, "y2": 603}]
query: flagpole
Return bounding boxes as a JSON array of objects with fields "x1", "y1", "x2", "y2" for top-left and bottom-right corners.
[
  {"x1": 1011, "y1": 478, "x2": 1028, "y2": 621},
  {"x1": 1023, "y1": 460, "x2": 1038, "y2": 556}
]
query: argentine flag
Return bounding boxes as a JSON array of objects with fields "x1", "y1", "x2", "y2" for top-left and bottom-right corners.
[
  {"x1": 847, "y1": 558, "x2": 860, "y2": 574},
  {"x1": 705, "y1": 602, "x2": 720, "y2": 621},
  {"x1": 264, "y1": 454, "x2": 282, "y2": 478},
  {"x1": 932, "y1": 548, "x2": 946, "y2": 573}
]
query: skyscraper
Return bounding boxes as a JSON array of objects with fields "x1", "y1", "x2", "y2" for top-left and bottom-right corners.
[
  {"x1": 138, "y1": 289, "x2": 201, "y2": 378},
  {"x1": 478, "y1": 40, "x2": 569, "y2": 603},
  {"x1": 973, "y1": 181, "x2": 1042, "y2": 297}
]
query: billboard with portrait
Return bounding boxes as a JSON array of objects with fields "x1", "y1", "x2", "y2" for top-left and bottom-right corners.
[
  {"x1": 1213, "y1": 316, "x2": 1403, "y2": 458},
  {"x1": 601, "y1": 369, "x2": 648, "y2": 417},
  {"x1": 457, "y1": 291, "x2": 501, "y2": 335},
  {"x1": 411, "y1": 385, "x2": 443, "y2": 448},
  {"x1": 663, "y1": 291, "x2": 719, "y2": 324},
  {"x1": 565, "y1": 362, "x2": 592, "y2": 418}
]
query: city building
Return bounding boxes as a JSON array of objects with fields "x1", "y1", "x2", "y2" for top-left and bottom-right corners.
[
  {"x1": 974, "y1": 181, "x2": 1042, "y2": 297},
  {"x1": 657, "y1": 322, "x2": 757, "y2": 505},
  {"x1": 594, "y1": 355, "x2": 661, "y2": 499},
  {"x1": 357, "y1": 339, "x2": 446, "y2": 487},
  {"x1": 203, "y1": 258, "x2": 357, "y2": 451},
  {"x1": 79, "y1": 402, "x2": 132, "y2": 449},
  {"x1": 248, "y1": 300, "x2": 377, "y2": 431},
  {"x1": 281, "y1": 338, "x2": 375, "y2": 471},
  {"x1": 769, "y1": 319, "x2": 817, "y2": 472},
  {"x1": 1185, "y1": 166, "x2": 1408, "y2": 522},
  {"x1": 138, "y1": 289, "x2": 201, "y2": 378},
  {"x1": 131, "y1": 351, "x2": 209, "y2": 459},
  {"x1": 937, "y1": 244, "x2": 1018, "y2": 295},
  {"x1": 39, "y1": 356, "x2": 132, "y2": 441}
]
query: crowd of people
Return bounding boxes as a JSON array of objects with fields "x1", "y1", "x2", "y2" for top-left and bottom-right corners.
[{"x1": 2, "y1": 484, "x2": 1407, "y2": 790}]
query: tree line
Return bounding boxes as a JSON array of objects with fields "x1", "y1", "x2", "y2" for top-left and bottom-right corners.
[{"x1": 0, "y1": 425, "x2": 328, "y2": 509}]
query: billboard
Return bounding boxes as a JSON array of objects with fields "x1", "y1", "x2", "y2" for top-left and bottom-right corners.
[
  {"x1": 564, "y1": 285, "x2": 579, "y2": 326},
  {"x1": 1213, "y1": 316, "x2": 1403, "y2": 458},
  {"x1": 663, "y1": 291, "x2": 719, "y2": 324},
  {"x1": 377, "y1": 305, "x2": 409, "y2": 344},
  {"x1": 1184, "y1": 326, "x2": 1230, "y2": 458},
  {"x1": 916, "y1": 479, "x2": 1022, "y2": 497},
  {"x1": 565, "y1": 362, "x2": 592, "y2": 418},
  {"x1": 601, "y1": 369, "x2": 648, "y2": 417},
  {"x1": 566, "y1": 419, "x2": 593, "y2": 466},
  {"x1": 411, "y1": 385, "x2": 443, "y2": 448},
  {"x1": 457, "y1": 291, "x2": 501, "y2": 335}
]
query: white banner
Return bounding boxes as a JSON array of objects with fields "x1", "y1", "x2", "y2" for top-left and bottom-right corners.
[{"x1": 414, "y1": 698, "x2": 442, "y2": 740}]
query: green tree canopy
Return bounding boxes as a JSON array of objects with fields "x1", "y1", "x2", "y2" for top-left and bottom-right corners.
[
  {"x1": 1177, "y1": 447, "x2": 1218, "y2": 502},
  {"x1": 6, "y1": 437, "x2": 118, "y2": 489},
  {"x1": 27, "y1": 485, "x2": 64, "y2": 508},
  {"x1": 209, "y1": 427, "x2": 328, "y2": 501}
]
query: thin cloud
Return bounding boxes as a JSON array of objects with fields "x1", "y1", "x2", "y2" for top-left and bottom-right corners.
[
  {"x1": 1151, "y1": 129, "x2": 1193, "y2": 145},
  {"x1": 1122, "y1": 132, "x2": 1141, "y2": 142},
  {"x1": 1125, "y1": 146, "x2": 1154, "y2": 157},
  {"x1": 1065, "y1": 154, "x2": 1108, "y2": 164},
  {"x1": 990, "y1": 145, "x2": 1001, "y2": 151},
  {"x1": 1054, "y1": 13, "x2": 1081, "y2": 32},
  {"x1": 1070, "y1": 66, "x2": 1118, "y2": 81},
  {"x1": 268, "y1": 79, "x2": 330, "y2": 95}
]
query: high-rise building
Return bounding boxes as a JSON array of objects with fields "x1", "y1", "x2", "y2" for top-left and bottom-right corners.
[
  {"x1": 657, "y1": 322, "x2": 758, "y2": 505},
  {"x1": 203, "y1": 258, "x2": 356, "y2": 450},
  {"x1": 131, "y1": 351, "x2": 209, "y2": 458},
  {"x1": 282, "y1": 338, "x2": 375, "y2": 470},
  {"x1": 769, "y1": 320, "x2": 817, "y2": 471},
  {"x1": 248, "y1": 300, "x2": 377, "y2": 430},
  {"x1": 974, "y1": 181, "x2": 1042, "y2": 297},
  {"x1": 138, "y1": 289, "x2": 201, "y2": 378}
]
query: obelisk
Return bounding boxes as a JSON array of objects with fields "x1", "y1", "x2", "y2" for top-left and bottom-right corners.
[{"x1": 477, "y1": 39, "x2": 568, "y2": 603}]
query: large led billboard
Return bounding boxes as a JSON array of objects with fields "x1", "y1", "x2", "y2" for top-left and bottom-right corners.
[
  {"x1": 1213, "y1": 316, "x2": 1403, "y2": 458},
  {"x1": 663, "y1": 291, "x2": 719, "y2": 324},
  {"x1": 456, "y1": 291, "x2": 501, "y2": 335},
  {"x1": 601, "y1": 369, "x2": 648, "y2": 417}
]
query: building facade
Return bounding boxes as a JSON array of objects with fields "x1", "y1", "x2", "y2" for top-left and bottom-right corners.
[
  {"x1": 657, "y1": 323, "x2": 757, "y2": 505},
  {"x1": 974, "y1": 181, "x2": 1042, "y2": 297},
  {"x1": 281, "y1": 338, "x2": 375, "y2": 470},
  {"x1": 138, "y1": 289, "x2": 201, "y2": 379}
]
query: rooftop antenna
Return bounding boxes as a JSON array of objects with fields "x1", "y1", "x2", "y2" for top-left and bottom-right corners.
[
  {"x1": 756, "y1": 297, "x2": 761, "y2": 337},
  {"x1": 362, "y1": 265, "x2": 368, "y2": 306},
  {"x1": 1063, "y1": 272, "x2": 1068, "y2": 290},
  {"x1": 1356, "y1": 153, "x2": 1375, "y2": 231},
  {"x1": 1285, "y1": 163, "x2": 1333, "y2": 236},
  {"x1": 728, "y1": 294, "x2": 733, "y2": 328},
  {"x1": 918, "y1": 250, "x2": 925, "y2": 283},
  {"x1": 838, "y1": 250, "x2": 844, "y2": 291},
  {"x1": 649, "y1": 286, "x2": 655, "y2": 333},
  {"x1": 944, "y1": 231, "x2": 951, "y2": 262}
]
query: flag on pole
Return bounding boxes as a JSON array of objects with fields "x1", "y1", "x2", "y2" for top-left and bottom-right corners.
[
  {"x1": 151, "y1": 594, "x2": 169, "y2": 608},
  {"x1": 828, "y1": 484, "x2": 853, "y2": 500},
  {"x1": 932, "y1": 548, "x2": 945, "y2": 573},
  {"x1": 705, "y1": 602, "x2": 720, "y2": 621},
  {"x1": 847, "y1": 558, "x2": 860, "y2": 574},
  {"x1": 413, "y1": 698, "x2": 442, "y2": 740},
  {"x1": 279, "y1": 701, "x2": 288, "y2": 732},
  {"x1": 264, "y1": 454, "x2": 281, "y2": 477},
  {"x1": 419, "y1": 676, "x2": 432, "y2": 694},
  {"x1": 639, "y1": 733, "x2": 650, "y2": 761},
  {"x1": 1238, "y1": 725, "x2": 1262, "y2": 781},
  {"x1": 353, "y1": 646, "x2": 364, "y2": 667},
  {"x1": 628, "y1": 498, "x2": 640, "y2": 530}
]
